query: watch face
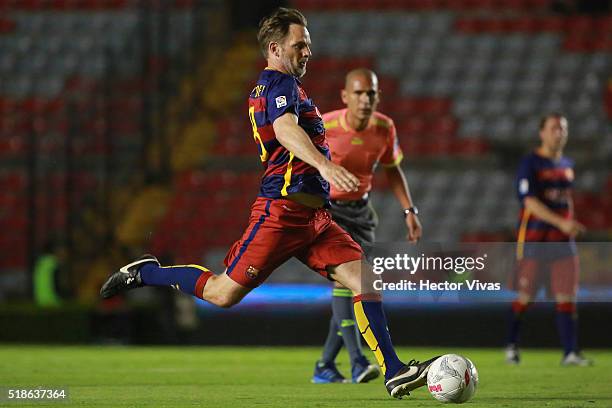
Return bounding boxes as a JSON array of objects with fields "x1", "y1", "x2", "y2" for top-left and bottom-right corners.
[{"x1": 404, "y1": 207, "x2": 418, "y2": 216}]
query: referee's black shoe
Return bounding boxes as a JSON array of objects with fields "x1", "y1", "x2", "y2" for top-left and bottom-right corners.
[
  {"x1": 100, "y1": 254, "x2": 159, "y2": 299},
  {"x1": 385, "y1": 356, "x2": 440, "y2": 399}
]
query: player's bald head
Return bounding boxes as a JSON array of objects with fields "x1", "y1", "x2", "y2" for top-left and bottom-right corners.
[
  {"x1": 341, "y1": 68, "x2": 380, "y2": 128},
  {"x1": 344, "y1": 68, "x2": 378, "y2": 90}
]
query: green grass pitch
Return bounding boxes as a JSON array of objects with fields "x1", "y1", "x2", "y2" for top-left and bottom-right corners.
[{"x1": 0, "y1": 346, "x2": 610, "y2": 407}]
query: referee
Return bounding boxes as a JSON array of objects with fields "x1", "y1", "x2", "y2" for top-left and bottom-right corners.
[{"x1": 312, "y1": 68, "x2": 422, "y2": 384}]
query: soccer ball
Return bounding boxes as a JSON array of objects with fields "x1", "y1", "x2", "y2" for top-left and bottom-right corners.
[{"x1": 426, "y1": 354, "x2": 478, "y2": 403}]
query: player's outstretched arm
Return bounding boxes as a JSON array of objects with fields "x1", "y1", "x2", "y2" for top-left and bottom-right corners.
[
  {"x1": 384, "y1": 165, "x2": 422, "y2": 242},
  {"x1": 273, "y1": 113, "x2": 359, "y2": 192},
  {"x1": 524, "y1": 196, "x2": 586, "y2": 237}
]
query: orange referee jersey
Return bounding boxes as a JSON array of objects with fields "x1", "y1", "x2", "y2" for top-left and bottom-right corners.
[{"x1": 323, "y1": 108, "x2": 403, "y2": 201}]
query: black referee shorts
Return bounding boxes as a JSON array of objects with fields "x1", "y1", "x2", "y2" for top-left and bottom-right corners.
[{"x1": 329, "y1": 199, "x2": 378, "y2": 249}]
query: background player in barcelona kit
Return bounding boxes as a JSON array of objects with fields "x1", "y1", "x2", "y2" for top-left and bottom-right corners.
[
  {"x1": 312, "y1": 68, "x2": 422, "y2": 384},
  {"x1": 100, "y1": 7, "x2": 438, "y2": 399},
  {"x1": 505, "y1": 113, "x2": 592, "y2": 366}
]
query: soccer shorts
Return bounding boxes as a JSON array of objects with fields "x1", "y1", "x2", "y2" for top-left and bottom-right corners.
[
  {"x1": 516, "y1": 255, "x2": 580, "y2": 298},
  {"x1": 329, "y1": 199, "x2": 378, "y2": 248},
  {"x1": 223, "y1": 197, "x2": 363, "y2": 288}
]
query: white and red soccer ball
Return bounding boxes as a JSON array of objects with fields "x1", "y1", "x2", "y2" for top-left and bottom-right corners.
[{"x1": 427, "y1": 354, "x2": 479, "y2": 403}]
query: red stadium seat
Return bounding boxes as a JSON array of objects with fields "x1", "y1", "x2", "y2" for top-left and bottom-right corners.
[
  {"x1": 422, "y1": 136, "x2": 452, "y2": 155},
  {"x1": 455, "y1": 18, "x2": 483, "y2": 33},
  {"x1": 539, "y1": 16, "x2": 565, "y2": 32},
  {"x1": 0, "y1": 215, "x2": 27, "y2": 230},
  {"x1": 399, "y1": 136, "x2": 419, "y2": 153},
  {"x1": 563, "y1": 36, "x2": 591, "y2": 52},
  {"x1": 269, "y1": 0, "x2": 551, "y2": 10},
  {"x1": 0, "y1": 171, "x2": 27, "y2": 191},
  {"x1": 0, "y1": 240, "x2": 26, "y2": 268},
  {"x1": 524, "y1": 0, "x2": 551, "y2": 9},
  {"x1": 397, "y1": 117, "x2": 426, "y2": 137},
  {"x1": 571, "y1": 193, "x2": 589, "y2": 212},
  {"x1": 11, "y1": 0, "x2": 42, "y2": 10},
  {"x1": 0, "y1": 137, "x2": 27, "y2": 155},
  {"x1": 606, "y1": 176, "x2": 612, "y2": 193},
  {"x1": 394, "y1": 98, "x2": 421, "y2": 115},
  {"x1": 456, "y1": 16, "x2": 570, "y2": 34},
  {"x1": 595, "y1": 16, "x2": 612, "y2": 35},
  {"x1": 582, "y1": 210, "x2": 606, "y2": 229},
  {"x1": 19, "y1": 0, "x2": 133, "y2": 9},
  {"x1": 510, "y1": 16, "x2": 538, "y2": 32},
  {"x1": 292, "y1": 0, "x2": 316, "y2": 10},
  {"x1": 592, "y1": 37, "x2": 612, "y2": 51},
  {"x1": 0, "y1": 192, "x2": 25, "y2": 209},
  {"x1": 499, "y1": 0, "x2": 527, "y2": 9},
  {"x1": 430, "y1": 116, "x2": 458, "y2": 137},
  {"x1": 0, "y1": 100, "x2": 26, "y2": 119},
  {"x1": 174, "y1": 0, "x2": 196, "y2": 8},
  {"x1": 417, "y1": 97, "x2": 452, "y2": 116},
  {"x1": 377, "y1": 77, "x2": 399, "y2": 97},
  {"x1": 450, "y1": 139, "x2": 489, "y2": 155},
  {"x1": 341, "y1": 57, "x2": 374, "y2": 71},
  {"x1": 565, "y1": 16, "x2": 594, "y2": 35},
  {"x1": 0, "y1": 17, "x2": 16, "y2": 34},
  {"x1": 485, "y1": 18, "x2": 513, "y2": 33}
]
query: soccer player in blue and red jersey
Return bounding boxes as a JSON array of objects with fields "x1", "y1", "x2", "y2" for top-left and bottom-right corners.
[
  {"x1": 100, "y1": 8, "x2": 438, "y2": 398},
  {"x1": 505, "y1": 113, "x2": 592, "y2": 366}
]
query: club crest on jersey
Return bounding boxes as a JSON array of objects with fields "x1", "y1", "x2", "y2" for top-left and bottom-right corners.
[
  {"x1": 246, "y1": 265, "x2": 259, "y2": 280},
  {"x1": 275, "y1": 96, "x2": 287, "y2": 108}
]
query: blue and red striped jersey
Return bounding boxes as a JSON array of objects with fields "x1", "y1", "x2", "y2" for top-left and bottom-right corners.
[
  {"x1": 248, "y1": 69, "x2": 330, "y2": 200},
  {"x1": 516, "y1": 151, "x2": 575, "y2": 245}
]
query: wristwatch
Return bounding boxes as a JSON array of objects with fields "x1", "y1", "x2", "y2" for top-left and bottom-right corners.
[{"x1": 403, "y1": 207, "x2": 419, "y2": 217}]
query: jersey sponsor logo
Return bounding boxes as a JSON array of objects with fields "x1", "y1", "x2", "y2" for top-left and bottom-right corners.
[
  {"x1": 351, "y1": 137, "x2": 364, "y2": 145},
  {"x1": 519, "y1": 178, "x2": 529, "y2": 195},
  {"x1": 246, "y1": 265, "x2": 260, "y2": 280},
  {"x1": 538, "y1": 167, "x2": 574, "y2": 182},
  {"x1": 275, "y1": 96, "x2": 287, "y2": 108}
]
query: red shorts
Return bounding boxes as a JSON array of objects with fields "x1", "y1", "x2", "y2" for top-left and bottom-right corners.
[
  {"x1": 224, "y1": 197, "x2": 363, "y2": 288},
  {"x1": 516, "y1": 255, "x2": 580, "y2": 297}
]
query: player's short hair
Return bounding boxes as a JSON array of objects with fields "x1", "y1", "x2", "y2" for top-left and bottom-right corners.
[
  {"x1": 257, "y1": 7, "x2": 307, "y2": 58},
  {"x1": 539, "y1": 112, "x2": 566, "y2": 130}
]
